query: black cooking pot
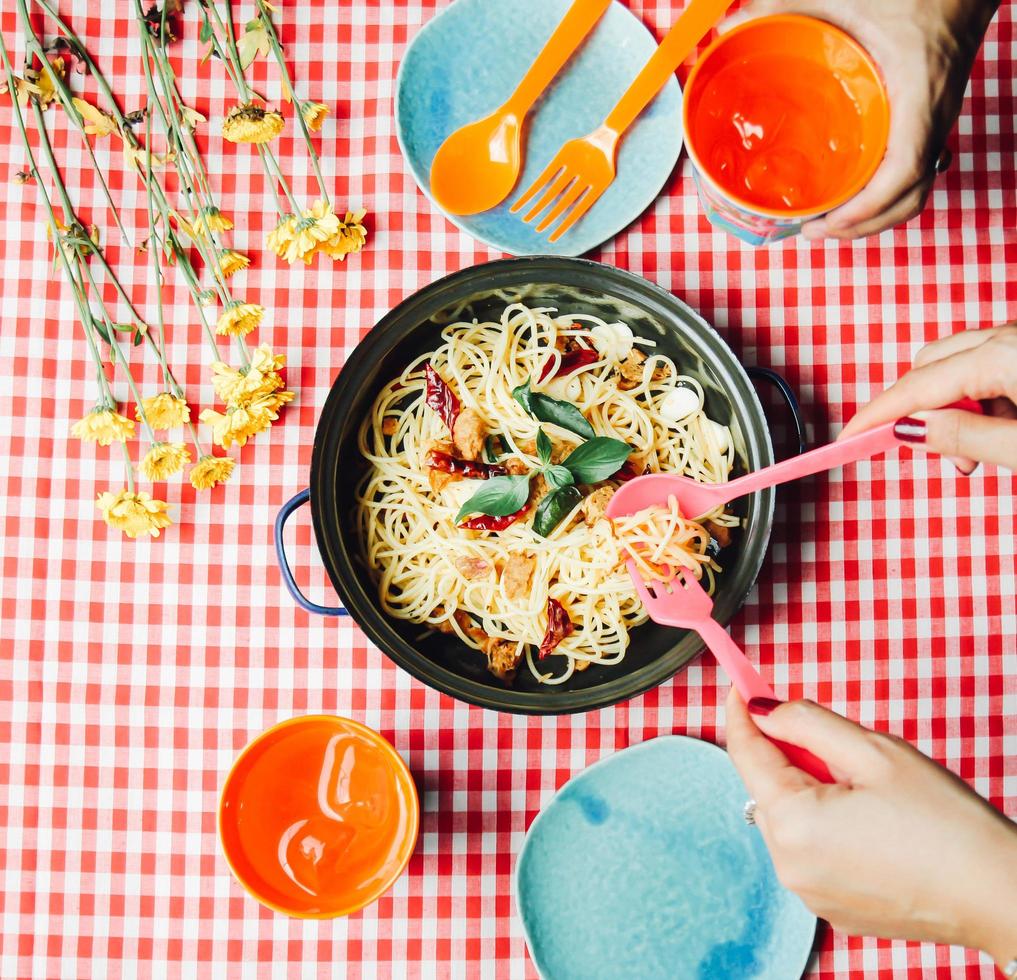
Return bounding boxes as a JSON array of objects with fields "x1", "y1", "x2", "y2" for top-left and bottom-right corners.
[{"x1": 275, "y1": 257, "x2": 803, "y2": 714}]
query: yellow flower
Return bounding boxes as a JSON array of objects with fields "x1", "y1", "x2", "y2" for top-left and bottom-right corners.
[
  {"x1": 200, "y1": 404, "x2": 269, "y2": 449},
  {"x1": 96, "y1": 489, "x2": 173, "y2": 538},
  {"x1": 210, "y1": 346, "x2": 286, "y2": 406},
  {"x1": 137, "y1": 392, "x2": 190, "y2": 429},
  {"x1": 180, "y1": 104, "x2": 206, "y2": 132},
  {"x1": 189, "y1": 454, "x2": 236, "y2": 490},
  {"x1": 321, "y1": 209, "x2": 368, "y2": 261},
  {"x1": 222, "y1": 103, "x2": 284, "y2": 144},
  {"x1": 216, "y1": 302, "x2": 265, "y2": 337},
  {"x1": 140, "y1": 442, "x2": 191, "y2": 481},
  {"x1": 218, "y1": 249, "x2": 250, "y2": 278},
  {"x1": 266, "y1": 214, "x2": 297, "y2": 259},
  {"x1": 3, "y1": 73, "x2": 42, "y2": 109},
  {"x1": 72, "y1": 407, "x2": 135, "y2": 446},
  {"x1": 72, "y1": 97, "x2": 117, "y2": 137},
  {"x1": 194, "y1": 207, "x2": 234, "y2": 238},
  {"x1": 301, "y1": 101, "x2": 329, "y2": 131},
  {"x1": 122, "y1": 141, "x2": 174, "y2": 175},
  {"x1": 32, "y1": 57, "x2": 65, "y2": 109},
  {"x1": 266, "y1": 200, "x2": 341, "y2": 265}
]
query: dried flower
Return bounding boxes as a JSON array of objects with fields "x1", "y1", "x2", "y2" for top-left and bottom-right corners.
[
  {"x1": 180, "y1": 104, "x2": 206, "y2": 132},
  {"x1": 72, "y1": 97, "x2": 117, "y2": 137},
  {"x1": 72, "y1": 406, "x2": 136, "y2": 445},
  {"x1": 222, "y1": 103, "x2": 284, "y2": 144},
  {"x1": 28, "y1": 57, "x2": 65, "y2": 109},
  {"x1": 321, "y1": 209, "x2": 368, "y2": 261},
  {"x1": 140, "y1": 441, "x2": 190, "y2": 480},
  {"x1": 218, "y1": 249, "x2": 250, "y2": 278},
  {"x1": 189, "y1": 454, "x2": 236, "y2": 490},
  {"x1": 13, "y1": 170, "x2": 32, "y2": 184},
  {"x1": 96, "y1": 488, "x2": 173, "y2": 538},
  {"x1": 301, "y1": 101, "x2": 329, "y2": 131},
  {"x1": 137, "y1": 392, "x2": 190, "y2": 429},
  {"x1": 0, "y1": 73, "x2": 42, "y2": 109},
  {"x1": 216, "y1": 301, "x2": 265, "y2": 337}
]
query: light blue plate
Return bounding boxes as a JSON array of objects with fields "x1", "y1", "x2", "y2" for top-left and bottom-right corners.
[
  {"x1": 515, "y1": 737, "x2": 817, "y2": 980},
  {"x1": 395, "y1": 0, "x2": 684, "y2": 257}
]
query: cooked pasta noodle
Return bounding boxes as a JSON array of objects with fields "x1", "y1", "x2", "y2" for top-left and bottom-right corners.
[{"x1": 355, "y1": 303, "x2": 738, "y2": 685}]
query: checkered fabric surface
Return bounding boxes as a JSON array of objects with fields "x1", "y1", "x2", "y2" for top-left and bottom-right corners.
[{"x1": 0, "y1": 1, "x2": 1014, "y2": 977}]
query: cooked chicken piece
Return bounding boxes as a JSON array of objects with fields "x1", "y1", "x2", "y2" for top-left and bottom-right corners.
[
  {"x1": 382, "y1": 416, "x2": 398, "y2": 436},
  {"x1": 452, "y1": 408, "x2": 487, "y2": 461},
  {"x1": 432, "y1": 606, "x2": 471, "y2": 634},
  {"x1": 481, "y1": 636, "x2": 523, "y2": 684},
  {"x1": 574, "y1": 658, "x2": 590, "y2": 672},
  {"x1": 529, "y1": 474, "x2": 550, "y2": 507},
  {"x1": 429, "y1": 467, "x2": 457, "y2": 492},
  {"x1": 616, "y1": 349, "x2": 647, "y2": 390},
  {"x1": 705, "y1": 519, "x2": 733, "y2": 549},
  {"x1": 581, "y1": 486, "x2": 615, "y2": 525},
  {"x1": 518, "y1": 439, "x2": 537, "y2": 455},
  {"x1": 504, "y1": 457, "x2": 529, "y2": 475},
  {"x1": 502, "y1": 553, "x2": 537, "y2": 600},
  {"x1": 455, "y1": 556, "x2": 491, "y2": 580}
]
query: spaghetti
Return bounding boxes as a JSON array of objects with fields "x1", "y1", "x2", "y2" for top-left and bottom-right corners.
[{"x1": 355, "y1": 303, "x2": 738, "y2": 685}]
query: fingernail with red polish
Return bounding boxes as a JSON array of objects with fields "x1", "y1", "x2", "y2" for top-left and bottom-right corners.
[
  {"x1": 747, "y1": 696, "x2": 783, "y2": 716},
  {"x1": 893, "y1": 417, "x2": 926, "y2": 443},
  {"x1": 955, "y1": 461, "x2": 977, "y2": 476}
]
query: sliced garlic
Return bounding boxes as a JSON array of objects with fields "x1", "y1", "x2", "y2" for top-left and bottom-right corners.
[
  {"x1": 660, "y1": 386, "x2": 701, "y2": 424},
  {"x1": 590, "y1": 321, "x2": 634, "y2": 362},
  {"x1": 704, "y1": 418, "x2": 732, "y2": 454},
  {"x1": 543, "y1": 375, "x2": 584, "y2": 401}
]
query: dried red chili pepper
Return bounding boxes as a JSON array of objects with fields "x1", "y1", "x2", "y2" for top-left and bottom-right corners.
[
  {"x1": 426, "y1": 450, "x2": 507, "y2": 479},
  {"x1": 538, "y1": 598, "x2": 574, "y2": 659},
  {"x1": 613, "y1": 461, "x2": 640, "y2": 482},
  {"x1": 538, "y1": 347, "x2": 600, "y2": 383},
  {"x1": 459, "y1": 505, "x2": 528, "y2": 532},
  {"x1": 425, "y1": 363, "x2": 461, "y2": 432}
]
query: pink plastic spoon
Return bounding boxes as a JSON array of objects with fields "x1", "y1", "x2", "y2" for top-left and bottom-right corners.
[
  {"x1": 626, "y1": 561, "x2": 834, "y2": 782},
  {"x1": 606, "y1": 399, "x2": 983, "y2": 521}
]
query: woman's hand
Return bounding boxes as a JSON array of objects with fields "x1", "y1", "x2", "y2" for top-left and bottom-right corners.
[
  {"x1": 725, "y1": 688, "x2": 1017, "y2": 966},
  {"x1": 722, "y1": 0, "x2": 1000, "y2": 239},
  {"x1": 840, "y1": 322, "x2": 1017, "y2": 473}
]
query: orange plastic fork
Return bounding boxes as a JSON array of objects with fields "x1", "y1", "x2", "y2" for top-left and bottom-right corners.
[
  {"x1": 626, "y1": 561, "x2": 835, "y2": 784},
  {"x1": 512, "y1": 0, "x2": 734, "y2": 241}
]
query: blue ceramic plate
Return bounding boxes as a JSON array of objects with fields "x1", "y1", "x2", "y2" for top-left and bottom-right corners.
[
  {"x1": 395, "y1": 0, "x2": 683, "y2": 257},
  {"x1": 515, "y1": 737, "x2": 817, "y2": 979}
]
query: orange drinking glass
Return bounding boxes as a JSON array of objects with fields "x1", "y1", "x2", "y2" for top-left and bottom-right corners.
[{"x1": 683, "y1": 14, "x2": 889, "y2": 244}]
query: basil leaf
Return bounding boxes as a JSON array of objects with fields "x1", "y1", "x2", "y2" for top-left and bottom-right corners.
[
  {"x1": 544, "y1": 465, "x2": 574, "y2": 491},
  {"x1": 454, "y1": 474, "x2": 531, "y2": 523},
  {"x1": 536, "y1": 428, "x2": 552, "y2": 466},
  {"x1": 532, "y1": 485, "x2": 582, "y2": 537},
  {"x1": 512, "y1": 380, "x2": 595, "y2": 441},
  {"x1": 561, "y1": 437, "x2": 632, "y2": 484}
]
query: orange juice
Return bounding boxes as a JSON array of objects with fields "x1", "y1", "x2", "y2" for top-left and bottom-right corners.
[
  {"x1": 683, "y1": 15, "x2": 889, "y2": 243},
  {"x1": 219, "y1": 716, "x2": 419, "y2": 917}
]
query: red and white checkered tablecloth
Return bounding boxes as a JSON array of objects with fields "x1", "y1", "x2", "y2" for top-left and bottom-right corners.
[{"x1": 0, "y1": 1, "x2": 1014, "y2": 977}]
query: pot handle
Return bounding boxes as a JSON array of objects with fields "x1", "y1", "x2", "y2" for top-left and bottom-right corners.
[
  {"x1": 745, "y1": 366, "x2": 807, "y2": 457},
  {"x1": 274, "y1": 488, "x2": 348, "y2": 617}
]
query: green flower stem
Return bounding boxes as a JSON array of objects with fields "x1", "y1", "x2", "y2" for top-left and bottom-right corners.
[
  {"x1": 76, "y1": 256, "x2": 158, "y2": 444},
  {"x1": 143, "y1": 107, "x2": 171, "y2": 392},
  {"x1": 255, "y1": 0, "x2": 330, "y2": 206},
  {"x1": 119, "y1": 442, "x2": 136, "y2": 493},
  {"x1": 0, "y1": 35, "x2": 126, "y2": 467}
]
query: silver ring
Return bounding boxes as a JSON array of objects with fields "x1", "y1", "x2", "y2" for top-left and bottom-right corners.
[
  {"x1": 743, "y1": 799, "x2": 758, "y2": 826},
  {"x1": 934, "y1": 148, "x2": 952, "y2": 174}
]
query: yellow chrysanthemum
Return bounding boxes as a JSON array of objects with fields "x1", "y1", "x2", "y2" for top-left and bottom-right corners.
[
  {"x1": 200, "y1": 404, "x2": 269, "y2": 449},
  {"x1": 32, "y1": 57, "x2": 65, "y2": 109},
  {"x1": 321, "y1": 209, "x2": 368, "y2": 261},
  {"x1": 189, "y1": 454, "x2": 236, "y2": 490},
  {"x1": 266, "y1": 200, "x2": 342, "y2": 265},
  {"x1": 266, "y1": 214, "x2": 297, "y2": 259},
  {"x1": 222, "y1": 103, "x2": 285, "y2": 144},
  {"x1": 71, "y1": 407, "x2": 135, "y2": 446},
  {"x1": 218, "y1": 249, "x2": 250, "y2": 278},
  {"x1": 96, "y1": 489, "x2": 173, "y2": 538},
  {"x1": 210, "y1": 346, "x2": 286, "y2": 406},
  {"x1": 137, "y1": 392, "x2": 190, "y2": 429},
  {"x1": 301, "y1": 101, "x2": 329, "y2": 132},
  {"x1": 194, "y1": 207, "x2": 234, "y2": 237},
  {"x1": 216, "y1": 302, "x2": 265, "y2": 337},
  {"x1": 140, "y1": 442, "x2": 191, "y2": 481}
]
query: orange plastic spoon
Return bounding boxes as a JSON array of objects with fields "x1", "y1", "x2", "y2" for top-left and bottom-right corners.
[{"x1": 429, "y1": 0, "x2": 612, "y2": 216}]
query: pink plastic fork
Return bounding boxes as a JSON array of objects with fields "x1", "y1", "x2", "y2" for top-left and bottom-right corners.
[
  {"x1": 607, "y1": 398, "x2": 983, "y2": 521},
  {"x1": 627, "y1": 561, "x2": 835, "y2": 783}
]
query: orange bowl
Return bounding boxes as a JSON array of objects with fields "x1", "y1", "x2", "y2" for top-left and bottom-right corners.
[
  {"x1": 683, "y1": 14, "x2": 890, "y2": 220},
  {"x1": 218, "y1": 715, "x2": 419, "y2": 918}
]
